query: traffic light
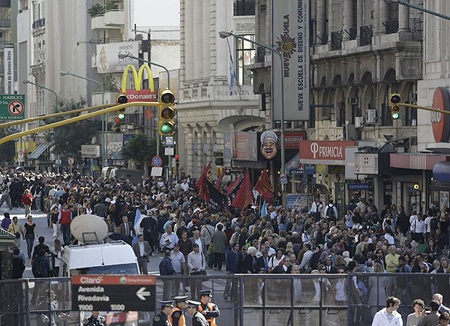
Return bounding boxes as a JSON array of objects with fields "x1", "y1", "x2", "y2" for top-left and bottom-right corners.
[
  {"x1": 158, "y1": 89, "x2": 176, "y2": 135},
  {"x1": 118, "y1": 108, "x2": 126, "y2": 120},
  {"x1": 389, "y1": 93, "x2": 401, "y2": 119},
  {"x1": 175, "y1": 155, "x2": 180, "y2": 165},
  {"x1": 214, "y1": 151, "x2": 224, "y2": 166},
  {"x1": 113, "y1": 114, "x2": 122, "y2": 132},
  {"x1": 117, "y1": 94, "x2": 128, "y2": 104}
]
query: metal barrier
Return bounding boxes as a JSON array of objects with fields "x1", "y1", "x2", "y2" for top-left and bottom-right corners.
[{"x1": 1, "y1": 273, "x2": 450, "y2": 326}]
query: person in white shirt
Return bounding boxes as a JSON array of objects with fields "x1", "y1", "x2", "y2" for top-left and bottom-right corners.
[
  {"x1": 299, "y1": 243, "x2": 313, "y2": 271},
  {"x1": 180, "y1": 179, "x2": 189, "y2": 192},
  {"x1": 424, "y1": 214, "x2": 433, "y2": 242},
  {"x1": 371, "y1": 296, "x2": 403, "y2": 326},
  {"x1": 160, "y1": 224, "x2": 179, "y2": 250},
  {"x1": 410, "y1": 214, "x2": 426, "y2": 243}
]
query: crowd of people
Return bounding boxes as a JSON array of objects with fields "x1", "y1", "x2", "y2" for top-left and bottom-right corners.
[{"x1": 0, "y1": 166, "x2": 449, "y2": 325}]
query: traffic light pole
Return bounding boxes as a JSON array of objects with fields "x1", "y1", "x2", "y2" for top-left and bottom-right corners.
[
  {"x1": 397, "y1": 0, "x2": 450, "y2": 21},
  {"x1": 397, "y1": 103, "x2": 450, "y2": 115}
]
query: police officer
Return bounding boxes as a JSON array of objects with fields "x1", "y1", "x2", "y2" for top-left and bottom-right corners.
[
  {"x1": 186, "y1": 300, "x2": 208, "y2": 326},
  {"x1": 153, "y1": 300, "x2": 173, "y2": 326},
  {"x1": 198, "y1": 290, "x2": 220, "y2": 326},
  {"x1": 83, "y1": 311, "x2": 105, "y2": 326},
  {"x1": 170, "y1": 296, "x2": 188, "y2": 326}
]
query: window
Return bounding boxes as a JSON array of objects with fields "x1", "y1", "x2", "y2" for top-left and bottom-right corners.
[{"x1": 236, "y1": 35, "x2": 255, "y2": 86}]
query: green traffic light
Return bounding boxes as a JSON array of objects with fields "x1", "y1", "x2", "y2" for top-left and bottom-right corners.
[
  {"x1": 392, "y1": 112, "x2": 399, "y2": 119},
  {"x1": 160, "y1": 123, "x2": 173, "y2": 134},
  {"x1": 118, "y1": 113, "x2": 125, "y2": 119}
]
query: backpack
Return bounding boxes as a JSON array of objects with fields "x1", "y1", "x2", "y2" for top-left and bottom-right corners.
[
  {"x1": 430, "y1": 216, "x2": 439, "y2": 230},
  {"x1": 32, "y1": 257, "x2": 47, "y2": 278},
  {"x1": 326, "y1": 205, "x2": 336, "y2": 220}
]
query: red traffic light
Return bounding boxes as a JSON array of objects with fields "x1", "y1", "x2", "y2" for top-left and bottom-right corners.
[
  {"x1": 175, "y1": 155, "x2": 179, "y2": 159},
  {"x1": 115, "y1": 117, "x2": 121, "y2": 123}
]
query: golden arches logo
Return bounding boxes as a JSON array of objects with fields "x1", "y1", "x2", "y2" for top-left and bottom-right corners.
[{"x1": 121, "y1": 64, "x2": 155, "y2": 92}]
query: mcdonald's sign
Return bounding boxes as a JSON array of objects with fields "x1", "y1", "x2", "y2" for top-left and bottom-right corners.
[{"x1": 119, "y1": 64, "x2": 158, "y2": 103}]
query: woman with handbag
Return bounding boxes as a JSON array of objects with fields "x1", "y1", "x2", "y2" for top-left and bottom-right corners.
[
  {"x1": 8, "y1": 216, "x2": 24, "y2": 249},
  {"x1": 23, "y1": 215, "x2": 38, "y2": 259}
]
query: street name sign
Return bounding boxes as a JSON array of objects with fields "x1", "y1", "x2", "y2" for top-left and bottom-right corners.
[
  {"x1": 0, "y1": 95, "x2": 25, "y2": 120},
  {"x1": 72, "y1": 275, "x2": 156, "y2": 311}
]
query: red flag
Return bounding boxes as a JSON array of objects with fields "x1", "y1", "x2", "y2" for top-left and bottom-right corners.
[
  {"x1": 254, "y1": 169, "x2": 273, "y2": 204},
  {"x1": 226, "y1": 170, "x2": 243, "y2": 196},
  {"x1": 196, "y1": 162, "x2": 211, "y2": 201},
  {"x1": 231, "y1": 169, "x2": 253, "y2": 210},
  {"x1": 215, "y1": 169, "x2": 225, "y2": 190}
]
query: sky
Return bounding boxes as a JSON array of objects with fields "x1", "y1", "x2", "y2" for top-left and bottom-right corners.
[{"x1": 132, "y1": 0, "x2": 180, "y2": 28}]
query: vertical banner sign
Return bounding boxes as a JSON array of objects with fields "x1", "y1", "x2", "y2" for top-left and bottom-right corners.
[
  {"x1": 4, "y1": 46, "x2": 14, "y2": 94},
  {"x1": 272, "y1": 0, "x2": 310, "y2": 121}
]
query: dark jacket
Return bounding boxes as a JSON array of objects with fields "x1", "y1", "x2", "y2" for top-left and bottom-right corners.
[
  {"x1": 226, "y1": 250, "x2": 243, "y2": 274},
  {"x1": 241, "y1": 254, "x2": 257, "y2": 273},
  {"x1": 32, "y1": 243, "x2": 51, "y2": 261},
  {"x1": 32, "y1": 255, "x2": 50, "y2": 278},
  {"x1": 12, "y1": 257, "x2": 25, "y2": 279},
  {"x1": 159, "y1": 257, "x2": 174, "y2": 276}
]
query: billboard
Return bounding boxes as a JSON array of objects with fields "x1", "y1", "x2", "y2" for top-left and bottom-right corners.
[
  {"x1": 4, "y1": 46, "x2": 14, "y2": 94},
  {"x1": 272, "y1": 0, "x2": 310, "y2": 121},
  {"x1": 231, "y1": 132, "x2": 258, "y2": 161},
  {"x1": 299, "y1": 141, "x2": 356, "y2": 165},
  {"x1": 96, "y1": 42, "x2": 140, "y2": 74}
]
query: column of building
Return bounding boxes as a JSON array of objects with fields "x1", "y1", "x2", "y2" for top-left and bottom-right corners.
[
  {"x1": 328, "y1": 0, "x2": 334, "y2": 42},
  {"x1": 398, "y1": 0, "x2": 410, "y2": 32},
  {"x1": 356, "y1": 0, "x2": 363, "y2": 39},
  {"x1": 202, "y1": 0, "x2": 210, "y2": 83},
  {"x1": 193, "y1": 0, "x2": 203, "y2": 81},
  {"x1": 342, "y1": 0, "x2": 353, "y2": 41},
  {"x1": 316, "y1": 0, "x2": 325, "y2": 45},
  {"x1": 185, "y1": 129, "x2": 194, "y2": 177},
  {"x1": 184, "y1": 0, "x2": 194, "y2": 83}
]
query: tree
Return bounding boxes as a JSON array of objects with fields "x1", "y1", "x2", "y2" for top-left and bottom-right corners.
[
  {"x1": 46, "y1": 98, "x2": 102, "y2": 161},
  {"x1": 88, "y1": 3, "x2": 104, "y2": 17},
  {"x1": 0, "y1": 128, "x2": 15, "y2": 164},
  {"x1": 122, "y1": 134, "x2": 165, "y2": 169}
]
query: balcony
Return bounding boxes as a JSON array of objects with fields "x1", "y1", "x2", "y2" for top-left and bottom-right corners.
[
  {"x1": 331, "y1": 31, "x2": 343, "y2": 51},
  {"x1": 360, "y1": 25, "x2": 373, "y2": 46},
  {"x1": 384, "y1": 20, "x2": 399, "y2": 34},
  {"x1": 32, "y1": 18, "x2": 45, "y2": 30},
  {"x1": 91, "y1": 10, "x2": 124, "y2": 30},
  {"x1": 234, "y1": 0, "x2": 255, "y2": 16}
]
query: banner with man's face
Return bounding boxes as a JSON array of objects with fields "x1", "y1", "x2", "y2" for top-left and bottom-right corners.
[{"x1": 260, "y1": 130, "x2": 279, "y2": 160}]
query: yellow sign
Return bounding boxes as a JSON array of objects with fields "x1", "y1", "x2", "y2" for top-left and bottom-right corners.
[{"x1": 121, "y1": 64, "x2": 155, "y2": 92}]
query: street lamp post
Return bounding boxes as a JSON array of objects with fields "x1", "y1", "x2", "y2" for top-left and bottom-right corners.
[
  {"x1": 60, "y1": 71, "x2": 106, "y2": 167},
  {"x1": 218, "y1": 31, "x2": 287, "y2": 185},
  {"x1": 23, "y1": 80, "x2": 59, "y2": 110}
]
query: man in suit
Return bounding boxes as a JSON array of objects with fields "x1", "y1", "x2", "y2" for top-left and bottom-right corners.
[
  {"x1": 120, "y1": 215, "x2": 135, "y2": 244},
  {"x1": 324, "y1": 256, "x2": 338, "y2": 274},
  {"x1": 433, "y1": 293, "x2": 450, "y2": 314},
  {"x1": 271, "y1": 256, "x2": 292, "y2": 274},
  {"x1": 418, "y1": 300, "x2": 440, "y2": 326},
  {"x1": 190, "y1": 230, "x2": 207, "y2": 255},
  {"x1": 133, "y1": 234, "x2": 152, "y2": 274}
]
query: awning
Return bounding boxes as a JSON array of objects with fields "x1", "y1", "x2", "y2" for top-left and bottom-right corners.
[
  {"x1": 0, "y1": 228, "x2": 16, "y2": 247},
  {"x1": 28, "y1": 142, "x2": 53, "y2": 160},
  {"x1": 390, "y1": 153, "x2": 450, "y2": 170}
]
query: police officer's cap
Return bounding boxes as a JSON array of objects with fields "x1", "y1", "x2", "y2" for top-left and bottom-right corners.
[
  {"x1": 173, "y1": 296, "x2": 188, "y2": 303},
  {"x1": 186, "y1": 300, "x2": 201, "y2": 308},
  {"x1": 160, "y1": 300, "x2": 173, "y2": 309},
  {"x1": 199, "y1": 290, "x2": 212, "y2": 297}
]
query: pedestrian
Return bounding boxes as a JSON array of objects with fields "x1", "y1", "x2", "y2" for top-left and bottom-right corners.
[
  {"x1": 32, "y1": 236, "x2": 51, "y2": 261},
  {"x1": 0, "y1": 179, "x2": 12, "y2": 210},
  {"x1": 133, "y1": 234, "x2": 152, "y2": 275},
  {"x1": 120, "y1": 215, "x2": 135, "y2": 245},
  {"x1": 438, "y1": 313, "x2": 450, "y2": 326},
  {"x1": 24, "y1": 215, "x2": 38, "y2": 259},
  {"x1": 153, "y1": 301, "x2": 173, "y2": 326},
  {"x1": 160, "y1": 224, "x2": 179, "y2": 251},
  {"x1": 170, "y1": 243, "x2": 187, "y2": 297},
  {"x1": 159, "y1": 249, "x2": 175, "y2": 301},
  {"x1": 199, "y1": 290, "x2": 220, "y2": 326},
  {"x1": 11, "y1": 248, "x2": 25, "y2": 279},
  {"x1": 371, "y1": 296, "x2": 403, "y2": 326},
  {"x1": 224, "y1": 243, "x2": 243, "y2": 300},
  {"x1": 187, "y1": 243, "x2": 206, "y2": 299},
  {"x1": 170, "y1": 296, "x2": 188, "y2": 326},
  {"x1": 8, "y1": 216, "x2": 23, "y2": 248},
  {"x1": 417, "y1": 300, "x2": 441, "y2": 326},
  {"x1": 22, "y1": 189, "x2": 33, "y2": 216},
  {"x1": 50, "y1": 205, "x2": 60, "y2": 238},
  {"x1": 83, "y1": 311, "x2": 105, "y2": 326},
  {"x1": 50, "y1": 238, "x2": 63, "y2": 277},
  {"x1": 186, "y1": 300, "x2": 208, "y2": 326},
  {"x1": 1, "y1": 212, "x2": 11, "y2": 230},
  {"x1": 58, "y1": 203, "x2": 72, "y2": 246},
  {"x1": 211, "y1": 224, "x2": 227, "y2": 271},
  {"x1": 31, "y1": 249, "x2": 50, "y2": 305},
  {"x1": 406, "y1": 299, "x2": 425, "y2": 326}
]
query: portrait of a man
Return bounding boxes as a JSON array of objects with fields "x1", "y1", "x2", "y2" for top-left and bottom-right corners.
[{"x1": 260, "y1": 130, "x2": 278, "y2": 160}]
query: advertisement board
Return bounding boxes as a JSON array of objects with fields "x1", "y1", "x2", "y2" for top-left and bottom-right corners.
[
  {"x1": 96, "y1": 42, "x2": 140, "y2": 74},
  {"x1": 299, "y1": 141, "x2": 356, "y2": 165}
]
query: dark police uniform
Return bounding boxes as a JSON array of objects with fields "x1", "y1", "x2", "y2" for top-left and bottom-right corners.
[
  {"x1": 83, "y1": 315, "x2": 105, "y2": 326},
  {"x1": 153, "y1": 300, "x2": 173, "y2": 326},
  {"x1": 192, "y1": 311, "x2": 209, "y2": 326},
  {"x1": 199, "y1": 290, "x2": 220, "y2": 326}
]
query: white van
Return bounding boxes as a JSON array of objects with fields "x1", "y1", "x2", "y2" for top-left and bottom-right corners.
[{"x1": 59, "y1": 241, "x2": 140, "y2": 277}]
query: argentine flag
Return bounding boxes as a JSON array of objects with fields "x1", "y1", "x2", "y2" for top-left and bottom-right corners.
[
  {"x1": 261, "y1": 200, "x2": 267, "y2": 218},
  {"x1": 132, "y1": 208, "x2": 144, "y2": 245}
]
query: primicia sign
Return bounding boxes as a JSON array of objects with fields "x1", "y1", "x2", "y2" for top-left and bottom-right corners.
[{"x1": 299, "y1": 141, "x2": 356, "y2": 165}]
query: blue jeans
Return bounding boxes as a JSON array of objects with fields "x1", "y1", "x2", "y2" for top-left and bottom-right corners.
[
  {"x1": 26, "y1": 236, "x2": 34, "y2": 257},
  {"x1": 61, "y1": 224, "x2": 71, "y2": 245}
]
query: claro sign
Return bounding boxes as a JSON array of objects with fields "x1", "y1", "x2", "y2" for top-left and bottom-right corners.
[
  {"x1": 299, "y1": 141, "x2": 356, "y2": 165},
  {"x1": 431, "y1": 87, "x2": 450, "y2": 143}
]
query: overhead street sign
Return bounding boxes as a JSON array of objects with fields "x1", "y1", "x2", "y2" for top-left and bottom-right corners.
[
  {"x1": 0, "y1": 95, "x2": 25, "y2": 120},
  {"x1": 71, "y1": 275, "x2": 156, "y2": 312},
  {"x1": 151, "y1": 156, "x2": 162, "y2": 167}
]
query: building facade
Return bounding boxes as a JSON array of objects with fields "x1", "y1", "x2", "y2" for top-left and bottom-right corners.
[{"x1": 177, "y1": 0, "x2": 263, "y2": 178}]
